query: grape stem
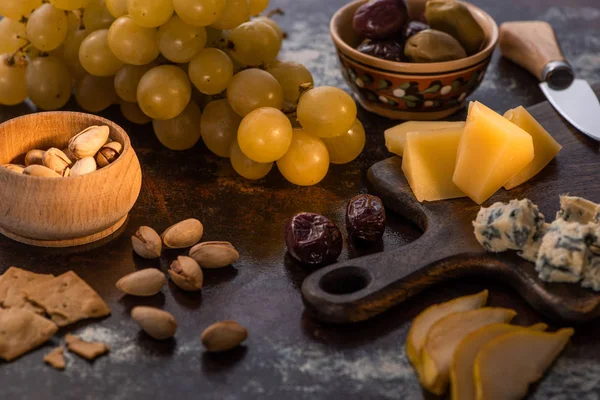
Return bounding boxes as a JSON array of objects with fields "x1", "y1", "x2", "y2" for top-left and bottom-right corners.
[{"x1": 266, "y1": 8, "x2": 285, "y2": 18}]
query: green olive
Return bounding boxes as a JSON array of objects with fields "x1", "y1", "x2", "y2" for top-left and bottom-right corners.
[
  {"x1": 404, "y1": 29, "x2": 467, "y2": 63},
  {"x1": 425, "y1": 0, "x2": 485, "y2": 55}
]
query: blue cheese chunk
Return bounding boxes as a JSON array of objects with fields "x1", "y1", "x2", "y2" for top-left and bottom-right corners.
[
  {"x1": 535, "y1": 220, "x2": 597, "y2": 283},
  {"x1": 518, "y1": 223, "x2": 550, "y2": 262},
  {"x1": 556, "y1": 195, "x2": 600, "y2": 223},
  {"x1": 582, "y1": 253, "x2": 600, "y2": 291},
  {"x1": 473, "y1": 199, "x2": 545, "y2": 253}
]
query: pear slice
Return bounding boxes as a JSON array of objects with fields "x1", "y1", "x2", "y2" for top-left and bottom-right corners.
[
  {"x1": 450, "y1": 322, "x2": 548, "y2": 400},
  {"x1": 406, "y1": 290, "x2": 488, "y2": 373},
  {"x1": 420, "y1": 307, "x2": 517, "y2": 395},
  {"x1": 474, "y1": 328, "x2": 574, "y2": 400}
]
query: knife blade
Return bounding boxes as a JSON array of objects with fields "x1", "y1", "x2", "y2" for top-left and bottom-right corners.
[{"x1": 499, "y1": 21, "x2": 600, "y2": 141}]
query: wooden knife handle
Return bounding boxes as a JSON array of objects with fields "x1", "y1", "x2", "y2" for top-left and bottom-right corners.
[{"x1": 499, "y1": 21, "x2": 566, "y2": 81}]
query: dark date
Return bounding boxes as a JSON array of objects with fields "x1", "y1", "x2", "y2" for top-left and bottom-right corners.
[
  {"x1": 352, "y1": 0, "x2": 409, "y2": 40},
  {"x1": 285, "y1": 212, "x2": 343, "y2": 266},
  {"x1": 346, "y1": 194, "x2": 386, "y2": 242},
  {"x1": 404, "y1": 21, "x2": 429, "y2": 39},
  {"x1": 357, "y1": 38, "x2": 407, "y2": 62}
]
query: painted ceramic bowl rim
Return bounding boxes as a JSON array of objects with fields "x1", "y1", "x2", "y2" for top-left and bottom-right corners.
[{"x1": 330, "y1": 0, "x2": 499, "y2": 74}]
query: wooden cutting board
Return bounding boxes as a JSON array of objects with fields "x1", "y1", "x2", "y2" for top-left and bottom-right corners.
[{"x1": 302, "y1": 87, "x2": 600, "y2": 324}]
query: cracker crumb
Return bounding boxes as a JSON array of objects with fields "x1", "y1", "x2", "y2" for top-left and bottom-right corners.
[
  {"x1": 66, "y1": 334, "x2": 110, "y2": 361},
  {"x1": 44, "y1": 346, "x2": 66, "y2": 370}
]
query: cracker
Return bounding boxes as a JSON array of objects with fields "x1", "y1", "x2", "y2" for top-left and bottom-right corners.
[
  {"x1": 44, "y1": 346, "x2": 66, "y2": 370},
  {"x1": 65, "y1": 334, "x2": 110, "y2": 361},
  {"x1": 0, "y1": 267, "x2": 54, "y2": 314},
  {"x1": 24, "y1": 271, "x2": 111, "y2": 327},
  {"x1": 0, "y1": 308, "x2": 58, "y2": 361}
]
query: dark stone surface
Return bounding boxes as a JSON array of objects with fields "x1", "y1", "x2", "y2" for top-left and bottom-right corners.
[{"x1": 1, "y1": 0, "x2": 600, "y2": 399}]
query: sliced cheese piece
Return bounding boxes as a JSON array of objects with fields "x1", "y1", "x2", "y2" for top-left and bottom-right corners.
[
  {"x1": 503, "y1": 106, "x2": 562, "y2": 190},
  {"x1": 402, "y1": 127, "x2": 467, "y2": 202},
  {"x1": 385, "y1": 121, "x2": 465, "y2": 156},
  {"x1": 453, "y1": 101, "x2": 534, "y2": 204}
]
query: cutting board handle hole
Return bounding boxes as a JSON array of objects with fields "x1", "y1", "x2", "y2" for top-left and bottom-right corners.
[{"x1": 319, "y1": 266, "x2": 372, "y2": 295}]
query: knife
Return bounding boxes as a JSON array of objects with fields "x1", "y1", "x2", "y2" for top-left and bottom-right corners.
[{"x1": 499, "y1": 21, "x2": 600, "y2": 141}]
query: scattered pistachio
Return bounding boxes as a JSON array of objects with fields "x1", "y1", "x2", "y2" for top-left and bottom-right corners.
[
  {"x1": 42, "y1": 147, "x2": 72, "y2": 174},
  {"x1": 131, "y1": 226, "x2": 162, "y2": 259},
  {"x1": 23, "y1": 165, "x2": 61, "y2": 178},
  {"x1": 169, "y1": 256, "x2": 203, "y2": 291},
  {"x1": 25, "y1": 149, "x2": 45, "y2": 166},
  {"x1": 96, "y1": 141, "x2": 122, "y2": 168},
  {"x1": 115, "y1": 268, "x2": 166, "y2": 296},
  {"x1": 70, "y1": 157, "x2": 97, "y2": 177},
  {"x1": 68, "y1": 125, "x2": 110, "y2": 159},
  {"x1": 201, "y1": 321, "x2": 248, "y2": 352},
  {"x1": 189, "y1": 241, "x2": 239, "y2": 268},
  {"x1": 2, "y1": 164, "x2": 25, "y2": 174},
  {"x1": 131, "y1": 306, "x2": 177, "y2": 340},
  {"x1": 161, "y1": 218, "x2": 204, "y2": 249}
]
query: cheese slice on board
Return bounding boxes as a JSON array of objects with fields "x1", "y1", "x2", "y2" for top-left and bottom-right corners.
[
  {"x1": 385, "y1": 121, "x2": 465, "y2": 156},
  {"x1": 503, "y1": 106, "x2": 562, "y2": 190},
  {"x1": 452, "y1": 102, "x2": 534, "y2": 204},
  {"x1": 402, "y1": 126, "x2": 466, "y2": 202}
]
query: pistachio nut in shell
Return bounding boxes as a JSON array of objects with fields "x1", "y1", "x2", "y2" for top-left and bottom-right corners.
[
  {"x1": 115, "y1": 268, "x2": 166, "y2": 296},
  {"x1": 169, "y1": 256, "x2": 203, "y2": 291},
  {"x1": 201, "y1": 321, "x2": 248, "y2": 352},
  {"x1": 68, "y1": 125, "x2": 110, "y2": 159},
  {"x1": 62, "y1": 167, "x2": 71, "y2": 177},
  {"x1": 42, "y1": 147, "x2": 73, "y2": 174},
  {"x1": 23, "y1": 165, "x2": 61, "y2": 178},
  {"x1": 131, "y1": 306, "x2": 177, "y2": 340},
  {"x1": 161, "y1": 218, "x2": 204, "y2": 249},
  {"x1": 70, "y1": 157, "x2": 97, "y2": 177},
  {"x1": 189, "y1": 241, "x2": 239, "y2": 268},
  {"x1": 131, "y1": 226, "x2": 162, "y2": 259},
  {"x1": 25, "y1": 149, "x2": 45, "y2": 166},
  {"x1": 2, "y1": 164, "x2": 25, "y2": 174},
  {"x1": 62, "y1": 147, "x2": 78, "y2": 163},
  {"x1": 96, "y1": 141, "x2": 123, "y2": 168}
]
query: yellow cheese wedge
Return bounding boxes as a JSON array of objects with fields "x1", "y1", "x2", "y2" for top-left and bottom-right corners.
[
  {"x1": 385, "y1": 121, "x2": 465, "y2": 156},
  {"x1": 402, "y1": 127, "x2": 467, "y2": 202},
  {"x1": 502, "y1": 106, "x2": 562, "y2": 190},
  {"x1": 452, "y1": 101, "x2": 534, "y2": 204}
]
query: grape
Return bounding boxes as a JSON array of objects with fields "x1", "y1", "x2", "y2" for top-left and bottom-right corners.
[
  {"x1": 172, "y1": 0, "x2": 226, "y2": 27},
  {"x1": 26, "y1": 4, "x2": 69, "y2": 52},
  {"x1": 277, "y1": 129, "x2": 329, "y2": 186},
  {"x1": 210, "y1": 0, "x2": 250, "y2": 30},
  {"x1": 108, "y1": 16, "x2": 160, "y2": 66},
  {"x1": 79, "y1": 29, "x2": 123, "y2": 76},
  {"x1": 228, "y1": 20, "x2": 280, "y2": 66},
  {"x1": 205, "y1": 27, "x2": 227, "y2": 49},
  {"x1": 62, "y1": 27, "x2": 88, "y2": 79},
  {"x1": 267, "y1": 61, "x2": 314, "y2": 104},
  {"x1": 153, "y1": 101, "x2": 202, "y2": 150},
  {"x1": 157, "y1": 15, "x2": 207, "y2": 63},
  {"x1": 252, "y1": 16, "x2": 283, "y2": 40},
  {"x1": 248, "y1": 0, "x2": 269, "y2": 16},
  {"x1": 137, "y1": 65, "x2": 192, "y2": 120},
  {"x1": 114, "y1": 63, "x2": 155, "y2": 103},
  {"x1": 49, "y1": 0, "x2": 90, "y2": 10},
  {"x1": 230, "y1": 141, "x2": 273, "y2": 180},
  {"x1": 75, "y1": 73, "x2": 117, "y2": 112},
  {"x1": 237, "y1": 107, "x2": 292, "y2": 163},
  {"x1": 297, "y1": 86, "x2": 357, "y2": 138},
  {"x1": 0, "y1": 18, "x2": 28, "y2": 55},
  {"x1": 0, "y1": 54, "x2": 28, "y2": 106},
  {"x1": 188, "y1": 48, "x2": 233, "y2": 95},
  {"x1": 126, "y1": 0, "x2": 174, "y2": 28},
  {"x1": 106, "y1": 0, "x2": 128, "y2": 18},
  {"x1": 83, "y1": 0, "x2": 115, "y2": 31},
  {"x1": 66, "y1": 11, "x2": 81, "y2": 33},
  {"x1": 322, "y1": 119, "x2": 366, "y2": 164},
  {"x1": 200, "y1": 99, "x2": 241, "y2": 157},
  {"x1": 120, "y1": 101, "x2": 152, "y2": 125},
  {"x1": 0, "y1": 0, "x2": 43, "y2": 20},
  {"x1": 26, "y1": 55, "x2": 72, "y2": 110},
  {"x1": 227, "y1": 68, "x2": 283, "y2": 117}
]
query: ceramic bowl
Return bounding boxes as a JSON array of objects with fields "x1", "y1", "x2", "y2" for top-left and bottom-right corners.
[
  {"x1": 330, "y1": 0, "x2": 499, "y2": 120},
  {"x1": 0, "y1": 112, "x2": 142, "y2": 247}
]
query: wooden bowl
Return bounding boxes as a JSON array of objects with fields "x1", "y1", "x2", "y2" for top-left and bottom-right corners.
[
  {"x1": 330, "y1": 0, "x2": 499, "y2": 120},
  {"x1": 0, "y1": 112, "x2": 142, "y2": 247}
]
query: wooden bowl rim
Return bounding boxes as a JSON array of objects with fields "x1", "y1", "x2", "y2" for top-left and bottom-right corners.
[
  {"x1": 0, "y1": 111, "x2": 132, "y2": 181},
  {"x1": 330, "y1": 0, "x2": 499, "y2": 74}
]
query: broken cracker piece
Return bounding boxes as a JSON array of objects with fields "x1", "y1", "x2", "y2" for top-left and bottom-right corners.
[
  {"x1": 0, "y1": 267, "x2": 54, "y2": 314},
  {"x1": 44, "y1": 346, "x2": 66, "y2": 370},
  {"x1": 0, "y1": 308, "x2": 58, "y2": 361},
  {"x1": 65, "y1": 334, "x2": 110, "y2": 361},
  {"x1": 24, "y1": 271, "x2": 111, "y2": 327}
]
